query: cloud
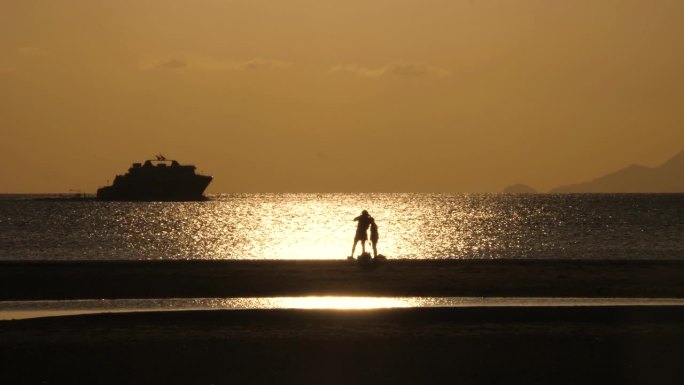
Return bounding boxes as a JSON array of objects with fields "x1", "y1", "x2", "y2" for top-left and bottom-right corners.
[
  {"x1": 18, "y1": 46, "x2": 50, "y2": 57},
  {"x1": 142, "y1": 56, "x2": 290, "y2": 71},
  {"x1": 231, "y1": 59, "x2": 290, "y2": 71},
  {"x1": 152, "y1": 58, "x2": 188, "y2": 70},
  {"x1": 386, "y1": 63, "x2": 450, "y2": 77},
  {"x1": 330, "y1": 62, "x2": 450, "y2": 78}
]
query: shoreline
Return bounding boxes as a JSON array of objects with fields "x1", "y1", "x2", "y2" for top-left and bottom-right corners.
[
  {"x1": 3, "y1": 296, "x2": 684, "y2": 321},
  {"x1": 3, "y1": 259, "x2": 684, "y2": 384},
  {"x1": 2, "y1": 259, "x2": 683, "y2": 300},
  {"x1": 2, "y1": 306, "x2": 684, "y2": 384}
]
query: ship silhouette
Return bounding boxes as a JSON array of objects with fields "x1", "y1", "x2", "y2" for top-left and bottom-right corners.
[{"x1": 96, "y1": 156, "x2": 212, "y2": 201}]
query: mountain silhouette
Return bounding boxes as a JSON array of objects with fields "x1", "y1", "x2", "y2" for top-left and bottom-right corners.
[{"x1": 551, "y1": 149, "x2": 684, "y2": 193}]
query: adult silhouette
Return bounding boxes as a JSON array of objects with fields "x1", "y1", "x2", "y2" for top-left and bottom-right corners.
[{"x1": 351, "y1": 210, "x2": 373, "y2": 258}]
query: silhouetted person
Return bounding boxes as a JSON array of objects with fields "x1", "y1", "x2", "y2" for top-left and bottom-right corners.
[
  {"x1": 370, "y1": 217, "x2": 379, "y2": 258},
  {"x1": 351, "y1": 210, "x2": 373, "y2": 257}
]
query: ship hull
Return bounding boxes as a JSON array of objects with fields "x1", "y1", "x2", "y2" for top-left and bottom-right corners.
[{"x1": 97, "y1": 175, "x2": 212, "y2": 201}]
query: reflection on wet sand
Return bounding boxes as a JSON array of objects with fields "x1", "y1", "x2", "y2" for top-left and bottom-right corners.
[{"x1": 2, "y1": 296, "x2": 684, "y2": 320}]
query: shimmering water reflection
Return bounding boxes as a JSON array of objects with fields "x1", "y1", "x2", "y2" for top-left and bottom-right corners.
[
  {"x1": 2, "y1": 296, "x2": 684, "y2": 320},
  {"x1": 1, "y1": 193, "x2": 683, "y2": 260}
]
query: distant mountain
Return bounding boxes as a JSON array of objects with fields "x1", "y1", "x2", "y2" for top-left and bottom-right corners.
[
  {"x1": 503, "y1": 184, "x2": 537, "y2": 194},
  {"x1": 551, "y1": 149, "x2": 684, "y2": 193}
]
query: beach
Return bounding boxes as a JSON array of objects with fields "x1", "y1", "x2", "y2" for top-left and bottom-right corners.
[
  {"x1": 2, "y1": 259, "x2": 684, "y2": 300},
  {"x1": 1, "y1": 259, "x2": 684, "y2": 384},
  {"x1": 2, "y1": 307, "x2": 684, "y2": 384}
]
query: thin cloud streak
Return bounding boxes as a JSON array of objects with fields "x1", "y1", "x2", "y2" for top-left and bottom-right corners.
[
  {"x1": 153, "y1": 58, "x2": 188, "y2": 69},
  {"x1": 143, "y1": 56, "x2": 290, "y2": 71},
  {"x1": 232, "y1": 59, "x2": 290, "y2": 71},
  {"x1": 330, "y1": 63, "x2": 450, "y2": 78}
]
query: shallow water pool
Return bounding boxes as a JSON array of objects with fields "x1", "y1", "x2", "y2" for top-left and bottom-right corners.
[{"x1": 2, "y1": 296, "x2": 684, "y2": 320}]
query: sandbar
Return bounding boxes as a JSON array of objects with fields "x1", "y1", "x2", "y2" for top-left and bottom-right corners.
[{"x1": 1, "y1": 259, "x2": 683, "y2": 300}]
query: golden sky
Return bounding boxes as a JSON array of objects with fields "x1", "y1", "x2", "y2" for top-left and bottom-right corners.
[{"x1": 1, "y1": 0, "x2": 683, "y2": 193}]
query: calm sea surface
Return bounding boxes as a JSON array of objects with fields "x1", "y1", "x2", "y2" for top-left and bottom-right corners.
[{"x1": 0, "y1": 194, "x2": 682, "y2": 261}]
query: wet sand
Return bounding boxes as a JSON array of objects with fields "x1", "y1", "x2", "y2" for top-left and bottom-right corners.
[
  {"x1": 2, "y1": 259, "x2": 684, "y2": 300},
  {"x1": 2, "y1": 306, "x2": 684, "y2": 384},
  {"x1": 2, "y1": 260, "x2": 683, "y2": 384}
]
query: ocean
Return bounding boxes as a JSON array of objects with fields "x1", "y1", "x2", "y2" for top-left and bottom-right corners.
[{"x1": 0, "y1": 193, "x2": 682, "y2": 261}]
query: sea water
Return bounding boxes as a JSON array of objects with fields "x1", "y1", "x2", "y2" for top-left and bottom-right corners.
[{"x1": 0, "y1": 193, "x2": 682, "y2": 261}]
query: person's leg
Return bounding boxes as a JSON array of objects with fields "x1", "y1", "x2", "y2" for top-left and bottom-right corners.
[
  {"x1": 351, "y1": 239, "x2": 358, "y2": 257},
  {"x1": 372, "y1": 240, "x2": 378, "y2": 257},
  {"x1": 361, "y1": 240, "x2": 366, "y2": 254}
]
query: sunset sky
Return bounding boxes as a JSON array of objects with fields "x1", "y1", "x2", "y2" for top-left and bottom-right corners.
[{"x1": 1, "y1": 0, "x2": 683, "y2": 193}]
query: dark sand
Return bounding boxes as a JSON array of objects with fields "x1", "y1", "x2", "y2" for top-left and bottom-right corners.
[
  {"x1": 2, "y1": 260, "x2": 683, "y2": 384},
  {"x1": 2, "y1": 307, "x2": 684, "y2": 384},
  {"x1": 2, "y1": 259, "x2": 684, "y2": 300}
]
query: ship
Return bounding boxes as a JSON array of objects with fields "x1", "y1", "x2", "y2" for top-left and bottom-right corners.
[{"x1": 96, "y1": 155, "x2": 212, "y2": 201}]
